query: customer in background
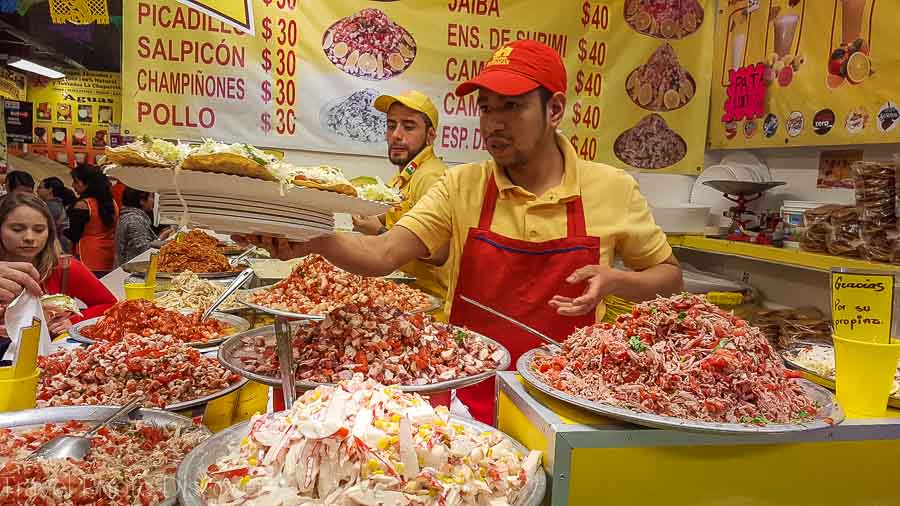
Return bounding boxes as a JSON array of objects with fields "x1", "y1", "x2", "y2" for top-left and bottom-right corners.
[
  {"x1": 4, "y1": 171, "x2": 35, "y2": 196},
  {"x1": 0, "y1": 193, "x2": 116, "y2": 336},
  {"x1": 115, "y1": 187, "x2": 169, "y2": 267},
  {"x1": 67, "y1": 165, "x2": 119, "y2": 276},
  {"x1": 37, "y1": 177, "x2": 76, "y2": 253}
]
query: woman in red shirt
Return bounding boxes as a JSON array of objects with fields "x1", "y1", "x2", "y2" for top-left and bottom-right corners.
[{"x1": 0, "y1": 193, "x2": 116, "y2": 337}]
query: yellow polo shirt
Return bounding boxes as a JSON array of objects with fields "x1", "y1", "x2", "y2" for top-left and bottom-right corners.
[
  {"x1": 384, "y1": 145, "x2": 450, "y2": 304},
  {"x1": 396, "y1": 133, "x2": 672, "y2": 320}
]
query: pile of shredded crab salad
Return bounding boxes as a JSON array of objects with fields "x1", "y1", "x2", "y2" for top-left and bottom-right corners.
[{"x1": 199, "y1": 376, "x2": 541, "y2": 505}]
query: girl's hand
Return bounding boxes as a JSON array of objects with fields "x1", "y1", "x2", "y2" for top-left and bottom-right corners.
[{"x1": 43, "y1": 304, "x2": 75, "y2": 338}]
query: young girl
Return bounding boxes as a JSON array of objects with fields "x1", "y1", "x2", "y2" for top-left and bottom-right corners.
[{"x1": 0, "y1": 193, "x2": 116, "y2": 336}]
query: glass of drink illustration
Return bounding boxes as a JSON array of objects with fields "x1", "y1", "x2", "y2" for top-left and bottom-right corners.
[
  {"x1": 773, "y1": 14, "x2": 800, "y2": 58},
  {"x1": 841, "y1": 0, "x2": 865, "y2": 45},
  {"x1": 731, "y1": 31, "x2": 747, "y2": 70}
]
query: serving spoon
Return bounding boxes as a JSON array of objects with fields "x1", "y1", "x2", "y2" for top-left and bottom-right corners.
[
  {"x1": 459, "y1": 296, "x2": 563, "y2": 349},
  {"x1": 26, "y1": 396, "x2": 143, "y2": 461}
]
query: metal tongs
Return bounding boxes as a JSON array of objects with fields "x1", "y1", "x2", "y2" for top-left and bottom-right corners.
[
  {"x1": 229, "y1": 245, "x2": 258, "y2": 267},
  {"x1": 26, "y1": 396, "x2": 143, "y2": 461},
  {"x1": 459, "y1": 296, "x2": 562, "y2": 349},
  {"x1": 201, "y1": 268, "x2": 254, "y2": 322}
]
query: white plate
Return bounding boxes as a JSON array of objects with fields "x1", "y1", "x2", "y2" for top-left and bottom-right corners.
[
  {"x1": 158, "y1": 206, "x2": 335, "y2": 232},
  {"x1": 691, "y1": 165, "x2": 738, "y2": 228},
  {"x1": 107, "y1": 165, "x2": 389, "y2": 216},
  {"x1": 159, "y1": 211, "x2": 332, "y2": 240},
  {"x1": 160, "y1": 193, "x2": 333, "y2": 219},
  {"x1": 158, "y1": 200, "x2": 335, "y2": 227}
]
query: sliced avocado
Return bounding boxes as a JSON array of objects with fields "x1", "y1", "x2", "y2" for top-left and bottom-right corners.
[{"x1": 350, "y1": 176, "x2": 379, "y2": 186}]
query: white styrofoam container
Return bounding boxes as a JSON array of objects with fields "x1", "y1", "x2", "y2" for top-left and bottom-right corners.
[
  {"x1": 651, "y1": 204, "x2": 711, "y2": 234},
  {"x1": 632, "y1": 173, "x2": 697, "y2": 207}
]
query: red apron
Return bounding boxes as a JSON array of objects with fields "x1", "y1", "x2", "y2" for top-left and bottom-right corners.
[{"x1": 451, "y1": 176, "x2": 600, "y2": 425}]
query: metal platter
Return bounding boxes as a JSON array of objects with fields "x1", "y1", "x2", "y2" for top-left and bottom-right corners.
[
  {"x1": 236, "y1": 286, "x2": 442, "y2": 320},
  {"x1": 217, "y1": 322, "x2": 511, "y2": 394},
  {"x1": 177, "y1": 414, "x2": 545, "y2": 506},
  {"x1": 383, "y1": 270, "x2": 416, "y2": 284},
  {"x1": 0, "y1": 406, "x2": 209, "y2": 506},
  {"x1": 781, "y1": 343, "x2": 900, "y2": 409},
  {"x1": 122, "y1": 260, "x2": 242, "y2": 279},
  {"x1": 517, "y1": 348, "x2": 845, "y2": 435},
  {"x1": 154, "y1": 289, "x2": 249, "y2": 315},
  {"x1": 67, "y1": 312, "x2": 252, "y2": 349}
]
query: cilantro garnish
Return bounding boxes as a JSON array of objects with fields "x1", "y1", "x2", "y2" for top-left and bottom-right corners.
[
  {"x1": 455, "y1": 330, "x2": 467, "y2": 346},
  {"x1": 715, "y1": 339, "x2": 730, "y2": 350},
  {"x1": 677, "y1": 312, "x2": 687, "y2": 321},
  {"x1": 740, "y1": 415, "x2": 770, "y2": 425},
  {"x1": 629, "y1": 336, "x2": 647, "y2": 353}
]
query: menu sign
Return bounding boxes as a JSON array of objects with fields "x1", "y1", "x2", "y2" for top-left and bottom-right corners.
[
  {"x1": 124, "y1": 0, "x2": 713, "y2": 173},
  {"x1": 4, "y1": 100, "x2": 33, "y2": 144},
  {"x1": 26, "y1": 72, "x2": 122, "y2": 168},
  {"x1": 709, "y1": 0, "x2": 900, "y2": 148}
]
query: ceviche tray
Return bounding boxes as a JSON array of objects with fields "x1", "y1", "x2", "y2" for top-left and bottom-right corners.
[
  {"x1": 0, "y1": 406, "x2": 209, "y2": 506},
  {"x1": 217, "y1": 322, "x2": 511, "y2": 394},
  {"x1": 122, "y1": 260, "x2": 242, "y2": 279},
  {"x1": 107, "y1": 165, "x2": 390, "y2": 216},
  {"x1": 235, "y1": 286, "x2": 443, "y2": 320},
  {"x1": 781, "y1": 345, "x2": 900, "y2": 409},
  {"x1": 517, "y1": 349, "x2": 845, "y2": 435},
  {"x1": 176, "y1": 414, "x2": 546, "y2": 506},
  {"x1": 67, "y1": 312, "x2": 252, "y2": 349}
]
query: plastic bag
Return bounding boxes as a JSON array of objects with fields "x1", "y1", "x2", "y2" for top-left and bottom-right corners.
[
  {"x1": 800, "y1": 204, "x2": 839, "y2": 253},
  {"x1": 853, "y1": 160, "x2": 896, "y2": 237},
  {"x1": 826, "y1": 206, "x2": 863, "y2": 257}
]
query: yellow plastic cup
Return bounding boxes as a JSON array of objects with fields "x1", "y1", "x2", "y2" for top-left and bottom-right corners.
[
  {"x1": 124, "y1": 282, "x2": 156, "y2": 301},
  {"x1": 0, "y1": 369, "x2": 40, "y2": 412},
  {"x1": 232, "y1": 381, "x2": 270, "y2": 424},
  {"x1": 833, "y1": 335, "x2": 900, "y2": 418},
  {"x1": 202, "y1": 391, "x2": 239, "y2": 433}
]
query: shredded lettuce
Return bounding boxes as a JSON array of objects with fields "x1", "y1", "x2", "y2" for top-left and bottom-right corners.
[{"x1": 356, "y1": 177, "x2": 402, "y2": 204}]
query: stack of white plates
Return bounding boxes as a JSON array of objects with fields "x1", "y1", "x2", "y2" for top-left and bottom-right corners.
[{"x1": 158, "y1": 193, "x2": 334, "y2": 240}]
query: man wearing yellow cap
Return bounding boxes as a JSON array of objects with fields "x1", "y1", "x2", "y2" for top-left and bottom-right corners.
[{"x1": 351, "y1": 91, "x2": 449, "y2": 309}]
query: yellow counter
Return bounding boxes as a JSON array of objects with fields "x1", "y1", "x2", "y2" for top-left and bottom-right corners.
[{"x1": 496, "y1": 372, "x2": 900, "y2": 506}]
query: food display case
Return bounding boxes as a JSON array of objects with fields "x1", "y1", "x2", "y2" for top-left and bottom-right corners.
[{"x1": 496, "y1": 372, "x2": 900, "y2": 506}]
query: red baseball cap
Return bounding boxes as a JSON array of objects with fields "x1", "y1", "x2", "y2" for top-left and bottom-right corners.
[{"x1": 455, "y1": 40, "x2": 567, "y2": 97}]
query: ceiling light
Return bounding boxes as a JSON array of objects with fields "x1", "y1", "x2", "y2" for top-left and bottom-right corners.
[{"x1": 8, "y1": 59, "x2": 65, "y2": 79}]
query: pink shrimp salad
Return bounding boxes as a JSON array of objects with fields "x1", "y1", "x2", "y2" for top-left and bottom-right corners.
[
  {"x1": 199, "y1": 377, "x2": 541, "y2": 505},
  {"x1": 234, "y1": 304, "x2": 505, "y2": 386},
  {"x1": 532, "y1": 294, "x2": 819, "y2": 425}
]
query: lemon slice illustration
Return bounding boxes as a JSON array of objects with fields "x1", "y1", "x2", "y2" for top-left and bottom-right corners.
[
  {"x1": 846, "y1": 52, "x2": 871, "y2": 84},
  {"x1": 664, "y1": 89, "x2": 681, "y2": 110}
]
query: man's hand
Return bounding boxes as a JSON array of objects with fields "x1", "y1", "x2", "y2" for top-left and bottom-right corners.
[
  {"x1": 549, "y1": 265, "x2": 622, "y2": 317},
  {"x1": 352, "y1": 215, "x2": 384, "y2": 236},
  {"x1": 232, "y1": 235, "x2": 313, "y2": 261},
  {"x1": 0, "y1": 262, "x2": 42, "y2": 305}
]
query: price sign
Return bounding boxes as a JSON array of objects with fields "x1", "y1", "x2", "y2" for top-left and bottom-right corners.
[
  {"x1": 831, "y1": 271, "x2": 895, "y2": 344},
  {"x1": 722, "y1": 63, "x2": 767, "y2": 123}
]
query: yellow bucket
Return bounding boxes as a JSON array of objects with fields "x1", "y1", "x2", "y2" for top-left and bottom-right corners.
[
  {"x1": 124, "y1": 281, "x2": 156, "y2": 301},
  {"x1": 0, "y1": 369, "x2": 40, "y2": 413},
  {"x1": 833, "y1": 336, "x2": 900, "y2": 418}
]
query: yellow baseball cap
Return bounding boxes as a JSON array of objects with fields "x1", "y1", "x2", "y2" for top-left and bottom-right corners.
[{"x1": 374, "y1": 90, "x2": 439, "y2": 128}]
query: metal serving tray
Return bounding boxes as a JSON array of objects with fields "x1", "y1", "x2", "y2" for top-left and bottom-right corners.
[
  {"x1": 236, "y1": 286, "x2": 442, "y2": 320},
  {"x1": 517, "y1": 348, "x2": 845, "y2": 435},
  {"x1": 217, "y1": 322, "x2": 511, "y2": 395},
  {"x1": 177, "y1": 414, "x2": 545, "y2": 506},
  {"x1": 0, "y1": 406, "x2": 210, "y2": 506},
  {"x1": 67, "y1": 312, "x2": 252, "y2": 349}
]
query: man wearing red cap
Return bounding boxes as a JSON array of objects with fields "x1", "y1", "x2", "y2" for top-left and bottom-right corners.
[{"x1": 239, "y1": 40, "x2": 683, "y2": 424}]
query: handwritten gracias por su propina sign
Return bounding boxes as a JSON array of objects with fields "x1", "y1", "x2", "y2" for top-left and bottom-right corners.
[{"x1": 831, "y1": 271, "x2": 895, "y2": 344}]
